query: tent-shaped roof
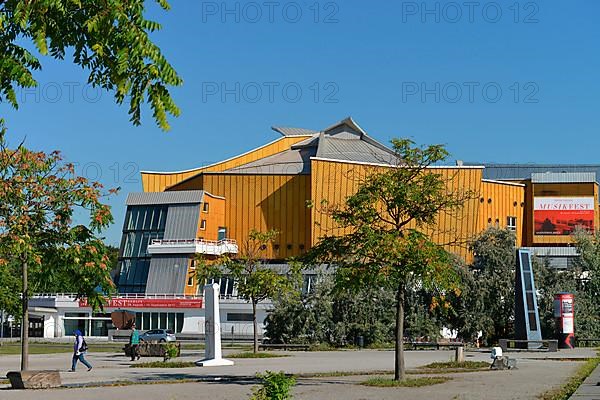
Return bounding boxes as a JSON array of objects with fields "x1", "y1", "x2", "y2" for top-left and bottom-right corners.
[{"x1": 223, "y1": 117, "x2": 399, "y2": 175}]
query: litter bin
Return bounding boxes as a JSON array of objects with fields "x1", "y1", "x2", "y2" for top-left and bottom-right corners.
[{"x1": 356, "y1": 336, "x2": 364, "y2": 348}]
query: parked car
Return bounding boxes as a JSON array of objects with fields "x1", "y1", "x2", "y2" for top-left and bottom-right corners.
[{"x1": 139, "y1": 329, "x2": 176, "y2": 343}]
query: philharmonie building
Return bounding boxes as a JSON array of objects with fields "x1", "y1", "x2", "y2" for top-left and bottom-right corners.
[{"x1": 27, "y1": 118, "x2": 600, "y2": 338}]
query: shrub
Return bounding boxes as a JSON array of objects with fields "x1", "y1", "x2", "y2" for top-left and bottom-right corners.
[
  {"x1": 250, "y1": 371, "x2": 296, "y2": 400},
  {"x1": 163, "y1": 343, "x2": 179, "y2": 361}
]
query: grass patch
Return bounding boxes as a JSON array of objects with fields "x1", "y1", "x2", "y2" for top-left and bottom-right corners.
[
  {"x1": 228, "y1": 351, "x2": 288, "y2": 359},
  {"x1": 299, "y1": 370, "x2": 394, "y2": 378},
  {"x1": 420, "y1": 361, "x2": 490, "y2": 370},
  {"x1": 362, "y1": 376, "x2": 452, "y2": 388},
  {"x1": 131, "y1": 361, "x2": 196, "y2": 368},
  {"x1": 538, "y1": 357, "x2": 600, "y2": 400},
  {"x1": 0, "y1": 341, "x2": 216, "y2": 356},
  {"x1": 0, "y1": 342, "x2": 125, "y2": 355}
]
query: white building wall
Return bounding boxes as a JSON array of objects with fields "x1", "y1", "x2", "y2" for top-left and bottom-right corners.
[{"x1": 28, "y1": 295, "x2": 272, "y2": 338}]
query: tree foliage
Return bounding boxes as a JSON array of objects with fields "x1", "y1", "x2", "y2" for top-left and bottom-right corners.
[
  {"x1": 0, "y1": 125, "x2": 115, "y2": 369},
  {"x1": 305, "y1": 139, "x2": 472, "y2": 380},
  {"x1": 0, "y1": 0, "x2": 182, "y2": 130},
  {"x1": 265, "y1": 275, "x2": 397, "y2": 347},
  {"x1": 196, "y1": 230, "x2": 300, "y2": 353},
  {"x1": 570, "y1": 229, "x2": 600, "y2": 338}
]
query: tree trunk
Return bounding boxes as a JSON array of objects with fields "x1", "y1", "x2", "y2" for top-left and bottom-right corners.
[
  {"x1": 394, "y1": 284, "x2": 405, "y2": 381},
  {"x1": 252, "y1": 300, "x2": 258, "y2": 353},
  {"x1": 21, "y1": 259, "x2": 29, "y2": 371}
]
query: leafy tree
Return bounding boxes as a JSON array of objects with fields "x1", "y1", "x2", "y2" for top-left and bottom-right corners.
[
  {"x1": 0, "y1": 126, "x2": 115, "y2": 370},
  {"x1": 0, "y1": 258, "x2": 20, "y2": 318},
  {"x1": 442, "y1": 261, "x2": 489, "y2": 343},
  {"x1": 570, "y1": 229, "x2": 600, "y2": 338},
  {"x1": 404, "y1": 284, "x2": 444, "y2": 341},
  {"x1": 533, "y1": 257, "x2": 577, "y2": 339},
  {"x1": 197, "y1": 230, "x2": 300, "y2": 353},
  {"x1": 0, "y1": 0, "x2": 182, "y2": 130},
  {"x1": 305, "y1": 139, "x2": 472, "y2": 380},
  {"x1": 265, "y1": 275, "x2": 397, "y2": 347},
  {"x1": 467, "y1": 227, "x2": 516, "y2": 343}
]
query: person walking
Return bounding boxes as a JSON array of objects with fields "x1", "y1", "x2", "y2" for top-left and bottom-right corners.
[
  {"x1": 69, "y1": 329, "x2": 92, "y2": 372},
  {"x1": 130, "y1": 323, "x2": 141, "y2": 361}
]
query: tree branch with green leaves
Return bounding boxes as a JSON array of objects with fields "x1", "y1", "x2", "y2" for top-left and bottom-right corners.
[{"x1": 0, "y1": 0, "x2": 182, "y2": 130}]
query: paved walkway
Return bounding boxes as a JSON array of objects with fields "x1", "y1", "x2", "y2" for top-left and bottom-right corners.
[
  {"x1": 0, "y1": 348, "x2": 594, "y2": 399},
  {"x1": 569, "y1": 363, "x2": 600, "y2": 400}
]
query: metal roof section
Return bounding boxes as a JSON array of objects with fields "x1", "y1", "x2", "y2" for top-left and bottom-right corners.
[
  {"x1": 163, "y1": 204, "x2": 201, "y2": 239},
  {"x1": 271, "y1": 126, "x2": 318, "y2": 137},
  {"x1": 531, "y1": 172, "x2": 596, "y2": 184},
  {"x1": 466, "y1": 163, "x2": 600, "y2": 182},
  {"x1": 126, "y1": 190, "x2": 204, "y2": 205},
  {"x1": 321, "y1": 116, "x2": 369, "y2": 137},
  {"x1": 316, "y1": 134, "x2": 399, "y2": 165},
  {"x1": 224, "y1": 147, "x2": 315, "y2": 174},
  {"x1": 224, "y1": 117, "x2": 400, "y2": 173},
  {"x1": 145, "y1": 255, "x2": 189, "y2": 294},
  {"x1": 290, "y1": 134, "x2": 320, "y2": 149}
]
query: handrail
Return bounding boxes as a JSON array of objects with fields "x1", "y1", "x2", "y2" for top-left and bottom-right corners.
[
  {"x1": 149, "y1": 238, "x2": 237, "y2": 246},
  {"x1": 32, "y1": 293, "x2": 203, "y2": 300}
]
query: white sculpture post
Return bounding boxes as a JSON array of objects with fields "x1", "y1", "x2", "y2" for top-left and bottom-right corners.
[{"x1": 195, "y1": 283, "x2": 234, "y2": 367}]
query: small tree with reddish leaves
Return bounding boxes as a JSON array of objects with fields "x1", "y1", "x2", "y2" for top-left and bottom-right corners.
[{"x1": 0, "y1": 122, "x2": 116, "y2": 370}]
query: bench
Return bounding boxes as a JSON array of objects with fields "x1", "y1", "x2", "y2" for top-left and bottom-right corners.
[
  {"x1": 258, "y1": 343, "x2": 310, "y2": 351},
  {"x1": 124, "y1": 342, "x2": 181, "y2": 359},
  {"x1": 499, "y1": 339, "x2": 558, "y2": 352},
  {"x1": 405, "y1": 341, "x2": 464, "y2": 350},
  {"x1": 575, "y1": 338, "x2": 600, "y2": 347}
]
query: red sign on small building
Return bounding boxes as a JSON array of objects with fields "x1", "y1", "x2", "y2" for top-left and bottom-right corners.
[{"x1": 78, "y1": 297, "x2": 203, "y2": 309}]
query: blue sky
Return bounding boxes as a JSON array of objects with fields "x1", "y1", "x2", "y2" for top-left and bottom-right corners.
[{"x1": 1, "y1": 0, "x2": 599, "y2": 245}]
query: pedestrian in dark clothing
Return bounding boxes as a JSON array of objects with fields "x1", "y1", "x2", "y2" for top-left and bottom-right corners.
[
  {"x1": 130, "y1": 323, "x2": 141, "y2": 361},
  {"x1": 69, "y1": 329, "x2": 92, "y2": 372}
]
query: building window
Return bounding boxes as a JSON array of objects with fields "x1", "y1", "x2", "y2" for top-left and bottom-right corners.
[
  {"x1": 135, "y1": 312, "x2": 185, "y2": 333},
  {"x1": 227, "y1": 313, "x2": 253, "y2": 322},
  {"x1": 203, "y1": 202, "x2": 209, "y2": 213},
  {"x1": 302, "y1": 274, "x2": 318, "y2": 295},
  {"x1": 218, "y1": 227, "x2": 227, "y2": 240},
  {"x1": 200, "y1": 219, "x2": 206, "y2": 230},
  {"x1": 507, "y1": 216, "x2": 517, "y2": 231},
  {"x1": 117, "y1": 205, "x2": 168, "y2": 293},
  {"x1": 187, "y1": 276, "x2": 194, "y2": 286},
  {"x1": 209, "y1": 276, "x2": 236, "y2": 297}
]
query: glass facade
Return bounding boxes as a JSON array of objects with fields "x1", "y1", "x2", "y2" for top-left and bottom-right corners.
[
  {"x1": 117, "y1": 205, "x2": 168, "y2": 293},
  {"x1": 209, "y1": 276, "x2": 237, "y2": 297},
  {"x1": 63, "y1": 312, "x2": 114, "y2": 337},
  {"x1": 135, "y1": 312, "x2": 185, "y2": 333}
]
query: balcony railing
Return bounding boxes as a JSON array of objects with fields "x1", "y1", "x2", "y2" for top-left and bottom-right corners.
[{"x1": 147, "y1": 238, "x2": 238, "y2": 256}]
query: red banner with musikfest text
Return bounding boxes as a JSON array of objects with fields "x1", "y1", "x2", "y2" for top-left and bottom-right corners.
[
  {"x1": 78, "y1": 298, "x2": 202, "y2": 309},
  {"x1": 534, "y1": 197, "x2": 595, "y2": 235}
]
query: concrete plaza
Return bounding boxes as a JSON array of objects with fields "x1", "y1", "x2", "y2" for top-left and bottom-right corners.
[{"x1": 0, "y1": 347, "x2": 595, "y2": 399}]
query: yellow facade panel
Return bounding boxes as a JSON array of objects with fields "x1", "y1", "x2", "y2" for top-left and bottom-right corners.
[
  {"x1": 310, "y1": 159, "x2": 485, "y2": 261},
  {"x1": 141, "y1": 136, "x2": 311, "y2": 192}
]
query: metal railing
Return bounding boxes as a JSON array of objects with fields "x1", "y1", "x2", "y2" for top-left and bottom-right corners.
[
  {"x1": 150, "y1": 238, "x2": 237, "y2": 247},
  {"x1": 32, "y1": 293, "x2": 203, "y2": 300}
]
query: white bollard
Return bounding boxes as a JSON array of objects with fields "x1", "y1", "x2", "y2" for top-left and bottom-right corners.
[
  {"x1": 454, "y1": 346, "x2": 464, "y2": 363},
  {"x1": 195, "y1": 284, "x2": 234, "y2": 367}
]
